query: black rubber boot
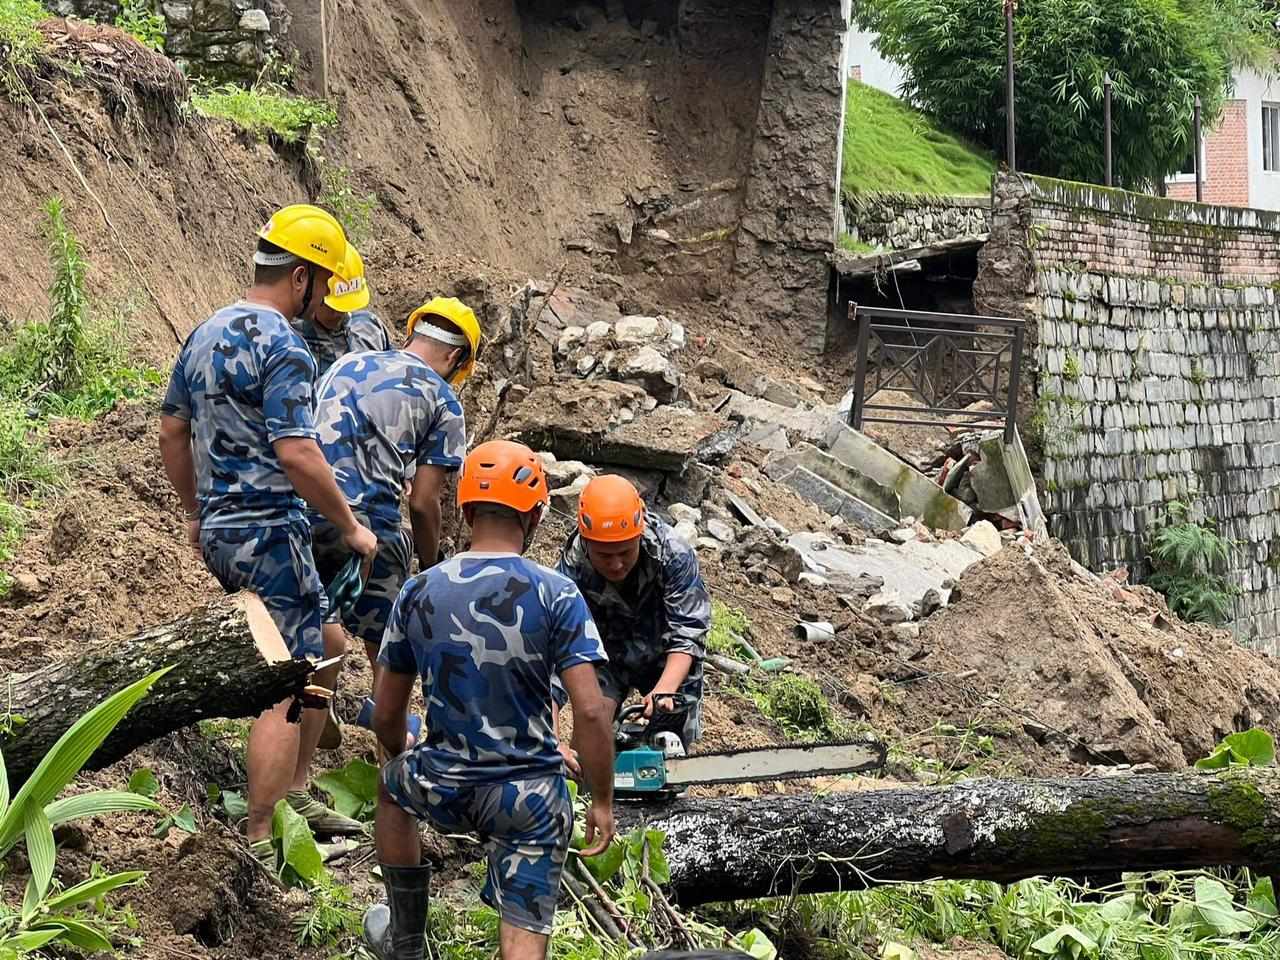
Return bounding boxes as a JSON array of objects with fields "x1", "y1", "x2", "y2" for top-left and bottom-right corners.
[{"x1": 362, "y1": 863, "x2": 431, "y2": 960}]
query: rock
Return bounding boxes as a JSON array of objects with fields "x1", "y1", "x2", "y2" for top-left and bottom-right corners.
[
  {"x1": 544, "y1": 458, "x2": 594, "y2": 487},
  {"x1": 549, "y1": 474, "x2": 592, "y2": 512},
  {"x1": 705, "y1": 518, "x2": 737, "y2": 544},
  {"x1": 664, "y1": 462, "x2": 712, "y2": 505},
  {"x1": 891, "y1": 622, "x2": 921, "y2": 641},
  {"x1": 746, "y1": 421, "x2": 790, "y2": 452},
  {"x1": 642, "y1": 396, "x2": 658, "y2": 412},
  {"x1": 693, "y1": 357, "x2": 727, "y2": 381},
  {"x1": 585, "y1": 320, "x2": 612, "y2": 344},
  {"x1": 863, "y1": 589, "x2": 913, "y2": 625},
  {"x1": 770, "y1": 587, "x2": 796, "y2": 606},
  {"x1": 614, "y1": 315, "x2": 663, "y2": 345},
  {"x1": 959, "y1": 520, "x2": 1003, "y2": 558},
  {"x1": 563, "y1": 104, "x2": 583, "y2": 125},
  {"x1": 10, "y1": 572, "x2": 44, "y2": 600},
  {"x1": 695, "y1": 537, "x2": 724, "y2": 553},
  {"x1": 557, "y1": 325, "x2": 586, "y2": 355},
  {"x1": 765, "y1": 518, "x2": 790, "y2": 538},
  {"x1": 238, "y1": 8, "x2": 270, "y2": 31},
  {"x1": 669, "y1": 322, "x2": 686, "y2": 350},
  {"x1": 576, "y1": 355, "x2": 597, "y2": 376},
  {"x1": 887, "y1": 527, "x2": 915, "y2": 545},
  {"x1": 673, "y1": 521, "x2": 699, "y2": 548},
  {"x1": 725, "y1": 493, "x2": 765, "y2": 528},
  {"x1": 617, "y1": 346, "x2": 681, "y2": 403},
  {"x1": 668, "y1": 503, "x2": 702, "y2": 526},
  {"x1": 798, "y1": 572, "x2": 828, "y2": 588},
  {"x1": 914, "y1": 587, "x2": 947, "y2": 618},
  {"x1": 761, "y1": 379, "x2": 803, "y2": 408}
]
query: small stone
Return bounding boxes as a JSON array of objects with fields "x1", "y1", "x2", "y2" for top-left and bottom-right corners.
[
  {"x1": 576, "y1": 355, "x2": 597, "y2": 376},
  {"x1": 563, "y1": 104, "x2": 583, "y2": 125},
  {"x1": 915, "y1": 587, "x2": 947, "y2": 618},
  {"x1": 557, "y1": 325, "x2": 586, "y2": 355},
  {"x1": 617, "y1": 346, "x2": 680, "y2": 403},
  {"x1": 642, "y1": 395, "x2": 658, "y2": 412},
  {"x1": 668, "y1": 322, "x2": 686, "y2": 350},
  {"x1": 618, "y1": 407, "x2": 635, "y2": 424},
  {"x1": 614, "y1": 315, "x2": 663, "y2": 345},
  {"x1": 890, "y1": 622, "x2": 920, "y2": 641},
  {"x1": 765, "y1": 518, "x2": 789, "y2": 538},
  {"x1": 673, "y1": 520, "x2": 698, "y2": 548},
  {"x1": 825, "y1": 515, "x2": 845, "y2": 529},
  {"x1": 10, "y1": 572, "x2": 43, "y2": 599},
  {"x1": 886, "y1": 527, "x2": 915, "y2": 545},
  {"x1": 863, "y1": 589, "x2": 913, "y2": 624},
  {"x1": 585, "y1": 320, "x2": 612, "y2": 343},
  {"x1": 770, "y1": 587, "x2": 796, "y2": 606},
  {"x1": 798, "y1": 572, "x2": 828, "y2": 588},
  {"x1": 959, "y1": 520, "x2": 1002, "y2": 558},
  {"x1": 693, "y1": 356, "x2": 727, "y2": 381},
  {"x1": 705, "y1": 518, "x2": 736, "y2": 544},
  {"x1": 238, "y1": 8, "x2": 270, "y2": 31},
  {"x1": 668, "y1": 503, "x2": 702, "y2": 525}
]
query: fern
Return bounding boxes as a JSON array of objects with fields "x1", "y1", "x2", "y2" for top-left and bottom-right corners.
[{"x1": 1147, "y1": 501, "x2": 1239, "y2": 625}]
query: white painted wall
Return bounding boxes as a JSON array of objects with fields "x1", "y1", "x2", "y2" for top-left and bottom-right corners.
[
  {"x1": 1236, "y1": 66, "x2": 1280, "y2": 212},
  {"x1": 847, "y1": 26, "x2": 906, "y2": 97}
]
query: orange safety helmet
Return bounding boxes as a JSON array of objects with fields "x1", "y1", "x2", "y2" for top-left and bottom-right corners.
[
  {"x1": 458, "y1": 440, "x2": 548, "y2": 515},
  {"x1": 578, "y1": 474, "x2": 645, "y2": 542}
]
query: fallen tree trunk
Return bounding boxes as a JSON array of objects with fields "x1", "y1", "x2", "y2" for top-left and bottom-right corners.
[
  {"x1": 631, "y1": 770, "x2": 1280, "y2": 906},
  {"x1": 2, "y1": 592, "x2": 314, "y2": 787}
]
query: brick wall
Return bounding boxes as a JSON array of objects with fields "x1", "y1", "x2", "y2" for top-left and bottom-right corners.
[
  {"x1": 1166, "y1": 100, "x2": 1251, "y2": 207},
  {"x1": 976, "y1": 173, "x2": 1280, "y2": 653}
]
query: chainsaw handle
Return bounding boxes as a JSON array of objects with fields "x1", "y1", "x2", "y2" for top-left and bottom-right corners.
[{"x1": 616, "y1": 692, "x2": 694, "y2": 725}]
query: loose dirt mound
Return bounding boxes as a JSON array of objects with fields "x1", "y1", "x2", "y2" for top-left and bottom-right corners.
[{"x1": 892, "y1": 543, "x2": 1280, "y2": 772}]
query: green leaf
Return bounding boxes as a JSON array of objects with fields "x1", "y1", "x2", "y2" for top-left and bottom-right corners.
[
  {"x1": 315, "y1": 760, "x2": 379, "y2": 819},
  {"x1": 30, "y1": 917, "x2": 114, "y2": 952},
  {"x1": 24, "y1": 802, "x2": 55, "y2": 903},
  {"x1": 0, "y1": 667, "x2": 169, "y2": 855},
  {"x1": 1192, "y1": 875, "x2": 1255, "y2": 936},
  {"x1": 644, "y1": 829, "x2": 670, "y2": 885},
  {"x1": 273, "y1": 799, "x2": 324, "y2": 885},
  {"x1": 737, "y1": 928, "x2": 778, "y2": 960},
  {"x1": 1095, "y1": 893, "x2": 1137, "y2": 923},
  {"x1": 0, "y1": 743, "x2": 9, "y2": 819},
  {"x1": 581, "y1": 836, "x2": 626, "y2": 884},
  {"x1": 1030, "y1": 923, "x2": 1098, "y2": 955},
  {"x1": 5, "y1": 929, "x2": 60, "y2": 951},
  {"x1": 1194, "y1": 746, "x2": 1232, "y2": 770},
  {"x1": 127, "y1": 768, "x2": 158, "y2": 798},
  {"x1": 1248, "y1": 876, "x2": 1277, "y2": 921},
  {"x1": 882, "y1": 944, "x2": 917, "y2": 960},
  {"x1": 221, "y1": 789, "x2": 248, "y2": 820},
  {"x1": 44, "y1": 790, "x2": 163, "y2": 828},
  {"x1": 1223, "y1": 729, "x2": 1275, "y2": 767},
  {"x1": 173, "y1": 803, "x2": 197, "y2": 833},
  {"x1": 44, "y1": 870, "x2": 145, "y2": 909}
]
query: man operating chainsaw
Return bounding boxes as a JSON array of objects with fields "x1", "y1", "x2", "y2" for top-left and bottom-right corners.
[{"x1": 553, "y1": 474, "x2": 711, "y2": 766}]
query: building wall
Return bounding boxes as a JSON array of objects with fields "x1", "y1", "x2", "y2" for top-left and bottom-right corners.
[
  {"x1": 846, "y1": 26, "x2": 904, "y2": 96},
  {"x1": 1166, "y1": 100, "x2": 1250, "y2": 206},
  {"x1": 843, "y1": 193, "x2": 991, "y2": 251},
  {"x1": 1239, "y1": 67, "x2": 1280, "y2": 211},
  {"x1": 976, "y1": 172, "x2": 1280, "y2": 653}
]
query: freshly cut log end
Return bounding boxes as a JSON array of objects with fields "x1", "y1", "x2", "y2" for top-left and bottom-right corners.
[
  {"x1": 3, "y1": 592, "x2": 314, "y2": 788},
  {"x1": 629, "y1": 769, "x2": 1280, "y2": 906}
]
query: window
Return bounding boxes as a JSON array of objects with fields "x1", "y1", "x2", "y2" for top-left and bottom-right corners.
[
  {"x1": 1264, "y1": 103, "x2": 1280, "y2": 172},
  {"x1": 1167, "y1": 140, "x2": 1207, "y2": 183}
]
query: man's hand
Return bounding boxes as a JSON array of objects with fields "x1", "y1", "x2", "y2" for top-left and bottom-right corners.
[
  {"x1": 342, "y1": 522, "x2": 378, "y2": 578},
  {"x1": 580, "y1": 798, "x2": 615, "y2": 858},
  {"x1": 186, "y1": 518, "x2": 202, "y2": 558},
  {"x1": 558, "y1": 743, "x2": 582, "y2": 777},
  {"x1": 642, "y1": 689, "x2": 677, "y2": 718}
]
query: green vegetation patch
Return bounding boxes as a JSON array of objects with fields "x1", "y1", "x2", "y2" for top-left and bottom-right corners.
[
  {"x1": 841, "y1": 80, "x2": 994, "y2": 198},
  {"x1": 0, "y1": 0, "x2": 48, "y2": 72},
  {"x1": 192, "y1": 83, "x2": 336, "y2": 143}
]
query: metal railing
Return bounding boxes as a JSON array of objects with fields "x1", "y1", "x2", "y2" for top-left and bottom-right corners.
[{"x1": 847, "y1": 304, "x2": 1026, "y2": 444}]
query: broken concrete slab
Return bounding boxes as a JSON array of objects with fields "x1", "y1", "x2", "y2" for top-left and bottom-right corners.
[
  {"x1": 724, "y1": 390, "x2": 838, "y2": 445},
  {"x1": 617, "y1": 345, "x2": 681, "y2": 403},
  {"x1": 725, "y1": 493, "x2": 766, "y2": 528},
  {"x1": 771, "y1": 443, "x2": 902, "y2": 520},
  {"x1": 969, "y1": 430, "x2": 1049, "y2": 537},
  {"x1": 864, "y1": 589, "x2": 913, "y2": 624},
  {"x1": 745, "y1": 421, "x2": 790, "y2": 452},
  {"x1": 775, "y1": 465, "x2": 897, "y2": 532},
  {"x1": 822, "y1": 423, "x2": 971, "y2": 532},
  {"x1": 787, "y1": 531, "x2": 982, "y2": 615},
  {"x1": 668, "y1": 503, "x2": 702, "y2": 526},
  {"x1": 960, "y1": 520, "x2": 1002, "y2": 558}
]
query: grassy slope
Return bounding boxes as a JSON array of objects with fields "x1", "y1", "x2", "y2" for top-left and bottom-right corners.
[{"x1": 842, "y1": 80, "x2": 995, "y2": 198}]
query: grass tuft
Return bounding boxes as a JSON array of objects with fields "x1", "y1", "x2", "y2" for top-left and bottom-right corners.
[
  {"x1": 842, "y1": 80, "x2": 994, "y2": 198},
  {"x1": 192, "y1": 83, "x2": 336, "y2": 143}
]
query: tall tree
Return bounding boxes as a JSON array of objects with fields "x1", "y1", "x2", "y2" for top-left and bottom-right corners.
[{"x1": 855, "y1": 0, "x2": 1275, "y2": 187}]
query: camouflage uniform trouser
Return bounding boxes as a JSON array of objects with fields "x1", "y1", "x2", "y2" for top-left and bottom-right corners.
[
  {"x1": 383, "y1": 757, "x2": 572, "y2": 935},
  {"x1": 311, "y1": 515, "x2": 412, "y2": 647},
  {"x1": 595, "y1": 658, "x2": 704, "y2": 748},
  {"x1": 200, "y1": 520, "x2": 325, "y2": 659}
]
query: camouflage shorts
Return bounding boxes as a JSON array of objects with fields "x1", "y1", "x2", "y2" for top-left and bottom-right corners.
[
  {"x1": 200, "y1": 521, "x2": 325, "y2": 659},
  {"x1": 595, "y1": 658, "x2": 704, "y2": 747},
  {"x1": 383, "y1": 758, "x2": 572, "y2": 935},
  {"x1": 311, "y1": 517, "x2": 412, "y2": 647}
]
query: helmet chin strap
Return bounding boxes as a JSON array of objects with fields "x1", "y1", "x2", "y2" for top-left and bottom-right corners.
[{"x1": 297, "y1": 263, "x2": 317, "y2": 319}]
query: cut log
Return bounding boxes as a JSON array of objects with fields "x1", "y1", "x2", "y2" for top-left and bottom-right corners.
[
  {"x1": 630, "y1": 769, "x2": 1280, "y2": 906},
  {"x1": 2, "y1": 592, "x2": 314, "y2": 787}
]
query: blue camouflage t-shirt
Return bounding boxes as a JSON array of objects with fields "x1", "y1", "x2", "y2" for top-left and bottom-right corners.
[
  {"x1": 161, "y1": 302, "x2": 318, "y2": 528},
  {"x1": 379, "y1": 552, "x2": 608, "y2": 785},
  {"x1": 313, "y1": 350, "x2": 466, "y2": 537},
  {"x1": 292, "y1": 309, "x2": 392, "y2": 382}
]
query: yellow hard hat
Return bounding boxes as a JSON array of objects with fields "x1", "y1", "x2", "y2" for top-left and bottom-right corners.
[
  {"x1": 257, "y1": 204, "x2": 347, "y2": 275},
  {"x1": 407, "y1": 297, "x2": 483, "y2": 387},
  {"x1": 325, "y1": 246, "x2": 371, "y2": 313}
]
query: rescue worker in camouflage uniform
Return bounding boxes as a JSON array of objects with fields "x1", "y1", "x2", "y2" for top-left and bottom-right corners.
[
  {"x1": 309, "y1": 297, "x2": 478, "y2": 743},
  {"x1": 158, "y1": 204, "x2": 378, "y2": 865},
  {"x1": 553, "y1": 474, "x2": 711, "y2": 761},
  {"x1": 291, "y1": 246, "x2": 391, "y2": 379},
  {"x1": 365, "y1": 440, "x2": 616, "y2": 960}
]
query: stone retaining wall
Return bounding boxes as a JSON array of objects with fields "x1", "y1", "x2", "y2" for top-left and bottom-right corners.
[
  {"x1": 976, "y1": 172, "x2": 1280, "y2": 652},
  {"x1": 843, "y1": 193, "x2": 990, "y2": 251}
]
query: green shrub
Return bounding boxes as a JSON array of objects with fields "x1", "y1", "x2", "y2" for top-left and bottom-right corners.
[
  {"x1": 192, "y1": 82, "x2": 337, "y2": 143},
  {"x1": 750, "y1": 674, "x2": 843, "y2": 742},
  {"x1": 1147, "y1": 500, "x2": 1240, "y2": 625},
  {"x1": 0, "y1": 0, "x2": 48, "y2": 73},
  {"x1": 114, "y1": 0, "x2": 165, "y2": 51},
  {"x1": 706, "y1": 600, "x2": 751, "y2": 656},
  {"x1": 317, "y1": 161, "x2": 377, "y2": 249}
]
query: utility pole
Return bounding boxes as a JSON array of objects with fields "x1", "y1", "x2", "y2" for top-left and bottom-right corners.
[
  {"x1": 1103, "y1": 73, "x2": 1113, "y2": 187},
  {"x1": 1194, "y1": 95, "x2": 1203, "y2": 203},
  {"x1": 1005, "y1": 0, "x2": 1016, "y2": 172}
]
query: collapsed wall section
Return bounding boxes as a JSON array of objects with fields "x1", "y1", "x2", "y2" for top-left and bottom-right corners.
[{"x1": 976, "y1": 173, "x2": 1280, "y2": 652}]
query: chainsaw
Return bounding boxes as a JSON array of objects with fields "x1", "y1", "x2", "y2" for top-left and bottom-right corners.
[{"x1": 611, "y1": 694, "x2": 886, "y2": 799}]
